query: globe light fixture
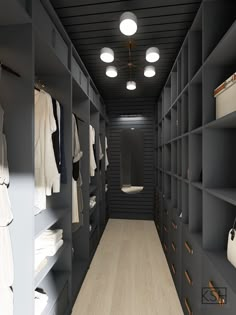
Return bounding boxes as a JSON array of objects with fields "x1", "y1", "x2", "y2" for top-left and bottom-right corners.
[
  {"x1": 119, "y1": 12, "x2": 137, "y2": 36},
  {"x1": 100, "y1": 47, "x2": 114, "y2": 63},
  {"x1": 146, "y1": 47, "x2": 160, "y2": 63}
]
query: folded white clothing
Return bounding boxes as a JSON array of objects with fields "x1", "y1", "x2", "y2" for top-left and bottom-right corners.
[
  {"x1": 90, "y1": 196, "x2": 96, "y2": 202},
  {"x1": 0, "y1": 287, "x2": 13, "y2": 315},
  {"x1": 35, "y1": 290, "x2": 48, "y2": 315},
  {"x1": 90, "y1": 201, "x2": 96, "y2": 209},
  {"x1": 35, "y1": 229, "x2": 63, "y2": 249},
  {"x1": 35, "y1": 239, "x2": 64, "y2": 257},
  {"x1": 0, "y1": 227, "x2": 14, "y2": 287},
  {"x1": 0, "y1": 184, "x2": 13, "y2": 226},
  {"x1": 35, "y1": 254, "x2": 48, "y2": 273}
]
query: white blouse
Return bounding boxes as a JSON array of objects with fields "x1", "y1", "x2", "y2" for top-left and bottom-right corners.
[{"x1": 89, "y1": 125, "x2": 96, "y2": 176}]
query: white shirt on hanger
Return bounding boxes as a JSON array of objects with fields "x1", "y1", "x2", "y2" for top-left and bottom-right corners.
[
  {"x1": 34, "y1": 90, "x2": 60, "y2": 213},
  {"x1": 89, "y1": 125, "x2": 96, "y2": 176}
]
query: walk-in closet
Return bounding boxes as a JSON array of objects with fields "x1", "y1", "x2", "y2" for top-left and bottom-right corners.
[{"x1": 0, "y1": 0, "x2": 236, "y2": 315}]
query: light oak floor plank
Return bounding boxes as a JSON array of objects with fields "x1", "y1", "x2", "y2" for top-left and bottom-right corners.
[{"x1": 72, "y1": 219, "x2": 183, "y2": 315}]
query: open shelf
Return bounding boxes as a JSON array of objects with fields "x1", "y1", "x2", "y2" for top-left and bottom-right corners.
[
  {"x1": 89, "y1": 185, "x2": 97, "y2": 195},
  {"x1": 189, "y1": 185, "x2": 202, "y2": 233},
  {"x1": 205, "y1": 188, "x2": 236, "y2": 207},
  {"x1": 35, "y1": 208, "x2": 68, "y2": 238},
  {"x1": 34, "y1": 242, "x2": 68, "y2": 289},
  {"x1": 38, "y1": 271, "x2": 69, "y2": 315}
]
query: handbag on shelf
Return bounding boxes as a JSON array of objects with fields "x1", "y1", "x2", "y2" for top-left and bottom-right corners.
[{"x1": 227, "y1": 217, "x2": 236, "y2": 268}]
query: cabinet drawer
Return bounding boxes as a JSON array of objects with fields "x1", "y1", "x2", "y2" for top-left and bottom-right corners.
[
  {"x1": 34, "y1": 1, "x2": 69, "y2": 68},
  {"x1": 202, "y1": 255, "x2": 236, "y2": 315},
  {"x1": 182, "y1": 226, "x2": 202, "y2": 272},
  {"x1": 182, "y1": 296, "x2": 194, "y2": 315}
]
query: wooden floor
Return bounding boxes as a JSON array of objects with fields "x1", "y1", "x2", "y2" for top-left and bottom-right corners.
[{"x1": 72, "y1": 219, "x2": 183, "y2": 315}]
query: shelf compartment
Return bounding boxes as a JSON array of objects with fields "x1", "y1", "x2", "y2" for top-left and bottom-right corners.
[
  {"x1": 177, "y1": 100, "x2": 182, "y2": 137},
  {"x1": 189, "y1": 134, "x2": 202, "y2": 182},
  {"x1": 164, "y1": 116, "x2": 171, "y2": 143},
  {"x1": 171, "y1": 71, "x2": 178, "y2": 104},
  {"x1": 188, "y1": 30, "x2": 202, "y2": 80},
  {"x1": 164, "y1": 173, "x2": 171, "y2": 200},
  {"x1": 163, "y1": 86, "x2": 171, "y2": 116},
  {"x1": 37, "y1": 271, "x2": 69, "y2": 315},
  {"x1": 177, "y1": 139, "x2": 182, "y2": 176},
  {"x1": 164, "y1": 144, "x2": 171, "y2": 172},
  {"x1": 203, "y1": 192, "x2": 236, "y2": 250},
  {"x1": 206, "y1": 188, "x2": 236, "y2": 207},
  {"x1": 189, "y1": 72, "x2": 202, "y2": 131},
  {"x1": 171, "y1": 176, "x2": 177, "y2": 208},
  {"x1": 35, "y1": 208, "x2": 68, "y2": 238},
  {"x1": 189, "y1": 186, "x2": 202, "y2": 233},
  {"x1": 206, "y1": 111, "x2": 236, "y2": 129},
  {"x1": 89, "y1": 185, "x2": 97, "y2": 195},
  {"x1": 177, "y1": 179, "x2": 182, "y2": 214},
  {"x1": 89, "y1": 205, "x2": 97, "y2": 216},
  {"x1": 182, "y1": 181, "x2": 189, "y2": 224},
  {"x1": 34, "y1": 242, "x2": 68, "y2": 289},
  {"x1": 181, "y1": 42, "x2": 189, "y2": 91},
  {"x1": 203, "y1": 128, "x2": 236, "y2": 188},
  {"x1": 171, "y1": 106, "x2": 177, "y2": 140},
  {"x1": 171, "y1": 141, "x2": 177, "y2": 175},
  {"x1": 203, "y1": 1, "x2": 236, "y2": 61},
  {"x1": 181, "y1": 136, "x2": 189, "y2": 180},
  {"x1": 202, "y1": 64, "x2": 235, "y2": 125},
  {"x1": 177, "y1": 56, "x2": 182, "y2": 96},
  {"x1": 181, "y1": 91, "x2": 189, "y2": 134}
]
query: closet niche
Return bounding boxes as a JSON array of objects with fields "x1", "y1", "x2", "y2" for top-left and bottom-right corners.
[{"x1": 120, "y1": 128, "x2": 144, "y2": 194}]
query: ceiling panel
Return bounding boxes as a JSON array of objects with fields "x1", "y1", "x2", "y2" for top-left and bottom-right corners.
[{"x1": 50, "y1": 0, "x2": 202, "y2": 101}]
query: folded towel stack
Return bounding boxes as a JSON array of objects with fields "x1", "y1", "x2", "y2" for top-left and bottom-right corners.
[
  {"x1": 35, "y1": 229, "x2": 64, "y2": 274},
  {"x1": 89, "y1": 196, "x2": 96, "y2": 209},
  {"x1": 35, "y1": 289, "x2": 48, "y2": 315}
]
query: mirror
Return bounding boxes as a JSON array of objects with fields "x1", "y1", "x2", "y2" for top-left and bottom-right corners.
[{"x1": 120, "y1": 128, "x2": 144, "y2": 194}]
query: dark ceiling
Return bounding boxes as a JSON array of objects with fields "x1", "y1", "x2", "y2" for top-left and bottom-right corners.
[{"x1": 50, "y1": 0, "x2": 202, "y2": 101}]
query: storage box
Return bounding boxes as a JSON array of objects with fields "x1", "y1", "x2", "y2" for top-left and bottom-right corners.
[{"x1": 214, "y1": 73, "x2": 236, "y2": 119}]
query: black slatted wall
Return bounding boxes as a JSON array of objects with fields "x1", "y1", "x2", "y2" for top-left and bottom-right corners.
[{"x1": 107, "y1": 98, "x2": 155, "y2": 220}]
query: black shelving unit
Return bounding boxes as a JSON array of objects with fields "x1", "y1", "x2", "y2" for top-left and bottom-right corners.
[{"x1": 155, "y1": 2, "x2": 236, "y2": 314}]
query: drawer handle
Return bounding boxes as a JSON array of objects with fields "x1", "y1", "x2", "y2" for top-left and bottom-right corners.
[
  {"x1": 164, "y1": 243, "x2": 168, "y2": 252},
  {"x1": 172, "y1": 221, "x2": 177, "y2": 230},
  {"x1": 184, "y1": 298, "x2": 193, "y2": 315},
  {"x1": 185, "y1": 241, "x2": 193, "y2": 255},
  {"x1": 171, "y1": 264, "x2": 176, "y2": 275},
  {"x1": 208, "y1": 281, "x2": 225, "y2": 306},
  {"x1": 171, "y1": 242, "x2": 176, "y2": 252},
  {"x1": 184, "y1": 270, "x2": 193, "y2": 286},
  {"x1": 164, "y1": 225, "x2": 168, "y2": 233}
]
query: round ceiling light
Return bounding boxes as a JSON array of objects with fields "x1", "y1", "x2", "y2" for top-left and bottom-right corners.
[
  {"x1": 106, "y1": 66, "x2": 118, "y2": 78},
  {"x1": 146, "y1": 47, "x2": 160, "y2": 63},
  {"x1": 100, "y1": 47, "x2": 114, "y2": 63},
  {"x1": 126, "y1": 81, "x2": 136, "y2": 90},
  {"x1": 120, "y1": 12, "x2": 137, "y2": 36},
  {"x1": 144, "y1": 65, "x2": 156, "y2": 78}
]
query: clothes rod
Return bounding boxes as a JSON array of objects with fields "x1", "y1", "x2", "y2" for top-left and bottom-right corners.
[{"x1": 1, "y1": 63, "x2": 20, "y2": 78}]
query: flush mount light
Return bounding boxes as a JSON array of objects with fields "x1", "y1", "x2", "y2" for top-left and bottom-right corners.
[
  {"x1": 126, "y1": 81, "x2": 136, "y2": 90},
  {"x1": 146, "y1": 47, "x2": 160, "y2": 63},
  {"x1": 100, "y1": 47, "x2": 114, "y2": 63},
  {"x1": 144, "y1": 65, "x2": 156, "y2": 78},
  {"x1": 119, "y1": 12, "x2": 137, "y2": 36},
  {"x1": 106, "y1": 66, "x2": 118, "y2": 78}
]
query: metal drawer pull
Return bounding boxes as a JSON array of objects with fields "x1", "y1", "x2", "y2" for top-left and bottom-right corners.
[
  {"x1": 164, "y1": 225, "x2": 168, "y2": 233},
  {"x1": 208, "y1": 281, "x2": 225, "y2": 306},
  {"x1": 184, "y1": 241, "x2": 193, "y2": 255},
  {"x1": 164, "y1": 243, "x2": 168, "y2": 252},
  {"x1": 171, "y1": 264, "x2": 176, "y2": 275},
  {"x1": 171, "y1": 242, "x2": 176, "y2": 252},
  {"x1": 184, "y1": 270, "x2": 193, "y2": 286},
  {"x1": 172, "y1": 221, "x2": 177, "y2": 230},
  {"x1": 184, "y1": 298, "x2": 193, "y2": 315}
]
